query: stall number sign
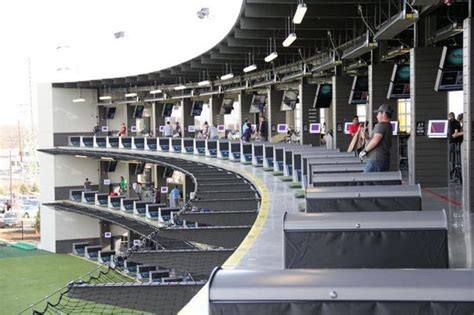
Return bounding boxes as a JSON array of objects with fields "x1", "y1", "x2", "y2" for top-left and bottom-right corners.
[
  {"x1": 104, "y1": 232, "x2": 112, "y2": 238},
  {"x1": 103, "y1": 179, "x2": 111, "y2": 185},
  {"x1": 133, "y1": 240, "x2": 141, "y2": 246},
  {"x1": 160, "y1": 186, "x2": 169, "y2": 193},
  {"x1": 101, "y1": 126, "x2": 109, "y2": 132},
  {"x1": 336, "y1": 123, "x2": 343, "y2": 133},
  {"x1": 130, "y1": 126, "x2": 137, "y2": 132},
  {"x1": 188, "y1": 125, "x2": 196, "y2": 132},
  {"x1": 416, "y1": 121, "x2": 425, "y2": 136}
]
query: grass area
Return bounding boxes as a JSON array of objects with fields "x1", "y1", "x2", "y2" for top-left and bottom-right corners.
[{"x1": 0, "y1": 247, "x2": 99, "y2": 314}]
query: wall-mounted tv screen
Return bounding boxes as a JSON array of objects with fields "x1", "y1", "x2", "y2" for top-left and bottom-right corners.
[
  {"x1": 349, "y1": 76, "x2": 369, "y2": 104},
  {"x1": 220, "y1": 97, "x2": 234, "y2": 115},
  {"x1": 249, "y1": 94, "x2": 267, "y2": 113},
  {"x1": 108, "y1": 160, "x2": 118, "y2": 172},
  {"x1": 190, "y1": 100, "x2": 205, "y2": 116},
  {"x1": 277, "y1": 124, "x2": 288, "y2": 133},
  {"x1": 281, "y1": 89, "x2": 299, "y2": 111},
  {"x1": 313, "y1": 84, "x2": 332, "y2": 108},
  {"x1": 427, "y1": 120, "x2": 448, "y2": 138},
  {"x1": 435, "y1": 46, "x2": 463, "y2": 92},
  {"x1": 135, "y1": 162, "x2": 146, "y2": 175},
  {"x1": 162, "y1": 103, "x2": 174, "y2": 117},
  {"x1": 132, "y1": 105, "x2": 144, "y2": 118},
  {"x1": 387, "y1": 64, "x2": 410, "y2": 99},
  {"x1": 106, "y1": 107, "x2": 116, "y2": 119}
]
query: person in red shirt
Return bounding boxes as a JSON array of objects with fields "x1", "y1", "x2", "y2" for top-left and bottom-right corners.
[
  {"x1": 118, "y1": 122, "x2": 127, "y2": 137},
  {"x1": 349, "y1": 116, "x2": 360, "y2": 137}
]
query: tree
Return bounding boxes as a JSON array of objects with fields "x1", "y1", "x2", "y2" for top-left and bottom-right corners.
[{"x1": 31, "y1": 182, "x2": 40, "y2": 192}]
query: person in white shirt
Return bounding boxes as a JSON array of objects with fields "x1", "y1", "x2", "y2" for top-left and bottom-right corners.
[
  {"x1": 163, "y1": 121, "x2": 173, "y2": 137},
  {"x1": 208, "y1": 124, "x2": 219, "y2": 140}
]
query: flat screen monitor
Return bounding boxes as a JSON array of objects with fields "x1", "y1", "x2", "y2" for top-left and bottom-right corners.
[
  {"x1": 108, "y1": 160, "x2": 118, "y2": 172},
  {"x1": 217, "y1": 125, "x2": 225, "y2": 132},
  {"x1": 435, "y1": 46, "x2": 463, "y2": 91},
  {"x1": 106, "y1": 107, "x2": 116, "y2": 119},
  {"x1": 313, "y1": 84, "x2": 332, "y2": 108},
  {"x1": 349, "y1": 76, "x2": 369, "y2": 104},
  {"x1": 135, "y1": 162, "x2": 146, "y2": 175},
  {"x1": 391, "y1": 121, "x2": 399, "y2": 136},
  {"x1": 309, "y1": 123, "x2": 321, "y2": 134},
  {"x1": 387, "y1": 64, "x2": 410, "y2": 99},
  {"x1": 191, "y1": 101, "x2": 205, "y2": 116},
  {"x1": 277, "y1": 124, "x2": 288, "y2": 133},
  {"x1": 427, "y1": 120, "x2": 448, "y2": 138},
  {"x1": 249, "y1": 94, "x2": 266, "y2": 113},
  {"x1": 281, "y1": 90, "x2": 299, "y2": 111},
  {"x1": 220, "y1": 98, "x2": 234, "y2": 115},
  {"x1": 344, "y1": 122, "x2": 352, "y2": 135},
  {"x1": 162, "y1": 103, "x2": 174, "y2": 117},
  {"x1": 133, "y1": 105, "x2": 144, "y2": 118}
]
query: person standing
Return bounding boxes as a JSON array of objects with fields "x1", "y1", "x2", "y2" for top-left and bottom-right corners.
[
  {"x1": 448, "y1": 112, "x2": 462, "y2": 178},
  {"x1": 163, "y1": 121, "x2": 173, "y2": 137},
  {"x1": 359, "y1": 104, "x2": 393, "y2": 172},
  {"x1": 84, "y1": 178, "x2": 92, "y2": 192},
  {"x1": 242, "y1": 119, "x2": 249, "y2": 135},
  {"x1": 169, "y1": 186, "x2": 180, "y2": 208},
  {"x1": 258, "y1": 116, "x2": 268, "y2": 141},
  {"x1": 118, "y1": 122, "x2": 127, "y2": 137},
  {"x1": 202, "y1": 122, "x2": 209, "y2": 139},
  {"x1": 241, "y1": 122, "x2": 253, "y2": 142},
  {"x1": 208, "y1": 124, "x2": 219, "y2": 140},
  {"x1": 175, "y1": 122, "x2": 182, "y2": 137},
  {"x1": 349, "y1": 115, "x2": 360, "y2": 137},
  {"x1": 119, "y1": 176, "x2": 127, "y2": 192}
]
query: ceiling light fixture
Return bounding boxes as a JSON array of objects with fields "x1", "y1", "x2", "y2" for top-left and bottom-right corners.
[
  {"x1": 244, "y1": 64, "x2": 257, "y2": 73},
  {"x1": 293, "y1": 2, "x2": 307, "y2": 24},
  {"x1": 220, "y1": 73, "x2": 234, "y2": 80},
  {"x1": 198, "y1": 80, "x2": 211, "y2": 86},
  {"x1": 174, "y1": 85, "x2": 186, "y2": 90},
  {"x1": 265, "y1": 38, "x2": 278, "y2": 63},
  {"x1": 149, "y1": 89, "x2": 162, "y2": 94},
  {"x1": 99, "y1": 96, "x2": 111, "y2": 101},
  {"x1": 283, "y1": 33, "x2": 297, "y2": 47},
  {"x1": 73, "y1": 87, "x2": 85, "y2": 103},
  {"x1": 125, "y1": 92, "x2": 137, "y2": 98}
]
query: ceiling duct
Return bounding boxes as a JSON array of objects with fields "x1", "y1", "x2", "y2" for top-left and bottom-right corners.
[
  {"x1": 430, "y1": 22, "x2": 463, "y2": 44},
  {"x1": 312, "y1": 53, "x2": 342, "y2": 73},
  {"x1": 225, "y1": 81, "x2": 249, "y2": 92},
  {"x1": 344, "y1": 60, "x2": 368, "y2": 72},
  {"x1": 280, "y1": 65, "x2": 309, "y2": 82},
  {"x1": 381, "y1": 45, "x2": 411, "y2": 61},
  {"x1": 342, "y1": 32, "x2": 378, "y2": 60},
  {"x1": 374, "y1": 3, "x2": 419, "y2": 40},
  {"x1": 252, "y1": 75, "x2": 277, "y2": 88}
]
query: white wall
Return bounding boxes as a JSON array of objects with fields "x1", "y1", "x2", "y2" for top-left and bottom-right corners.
[
  {"x1": 108, "y1": 161, "x2": 128, "y2": 183},
  {"x1": 54, "y1": 155, "x2": 99, "y2": 187},
  {"x1": 52, "y1": 87, "x2": 98, "y2": 133},
  {"x1": 55, "y1": 211, "x2": 100, "y2": 240},
  {"x1": 111, "y1": 224, "x2": 128, "y2": 236},
  {"x1": 39, "y1": 153, "x2": 55, "y2": 203},
  {"x1": 37, "y1": 83, "x2": 54, "y2": 148},
  {"x1": 107, "y1": 103, "x2": 127, "y2": 132},
  {"x1": 39, "y1": 205, "x2": 57, "y2": 252}
]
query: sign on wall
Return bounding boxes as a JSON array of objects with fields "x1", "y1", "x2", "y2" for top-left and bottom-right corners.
[
  {"x1": 101, "y1": 126, "x2": 109, "y2": 132},
  {"x1": 104, "y1": 232, "x2": 112, "y2": 238},
  {"x1": 188, "y1": 125, "x2": 196, "y2": 132},
  {"x1": 416, "y1": 121, "x2": 425, "y2": 136},
  {"x1": 160, "y1": 186, "x2": 169, "y2": 193},
  {"x1": 103, "y1": 179, "x2": 111, "y2": 185}
]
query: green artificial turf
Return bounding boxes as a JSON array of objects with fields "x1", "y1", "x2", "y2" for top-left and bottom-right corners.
[{"x1": 0, "y1": 249, "x2": 98, "y2": 314}]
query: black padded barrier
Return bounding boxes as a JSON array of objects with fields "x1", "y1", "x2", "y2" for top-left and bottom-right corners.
[
  {"x1": 305, "y1": 184, "x2": 422, "y2": 212},
  {"x1": 283, "y1": 211, "x2": 448, "y2": 268},
  {"x1": 208, "y1": 269, "x2": 474, "y2": 315}
]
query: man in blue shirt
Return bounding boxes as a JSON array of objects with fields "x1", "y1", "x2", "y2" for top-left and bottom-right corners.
[{"x1": 169, "y1": 186, "x2": 180, "y2": 208}]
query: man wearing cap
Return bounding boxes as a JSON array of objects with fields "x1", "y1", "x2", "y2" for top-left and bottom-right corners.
[{"x1": 359, "y1": 104, "x2": 393, "y2": 172}]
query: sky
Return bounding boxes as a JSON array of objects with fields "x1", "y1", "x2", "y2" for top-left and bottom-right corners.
[{"x1": 0, "y1": 0, "x2": 243, "y2": 125}]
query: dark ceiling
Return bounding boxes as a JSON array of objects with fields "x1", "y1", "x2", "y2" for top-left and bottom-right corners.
[{"x1": 55, "y1": 0, "x2": 460, "y2": 90}]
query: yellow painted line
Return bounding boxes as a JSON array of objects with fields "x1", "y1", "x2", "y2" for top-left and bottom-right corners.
[{"x1": 221, "y1": 170, "x2": 269, "y2": 269}]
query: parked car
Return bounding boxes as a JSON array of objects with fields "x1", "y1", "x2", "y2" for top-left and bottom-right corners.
[
  {"x1": 3, "y1": 212, "x2": 19, "y2": 226},
  {"x1": 18, "y1": 205, "x2": 39, "y2": 218}
]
